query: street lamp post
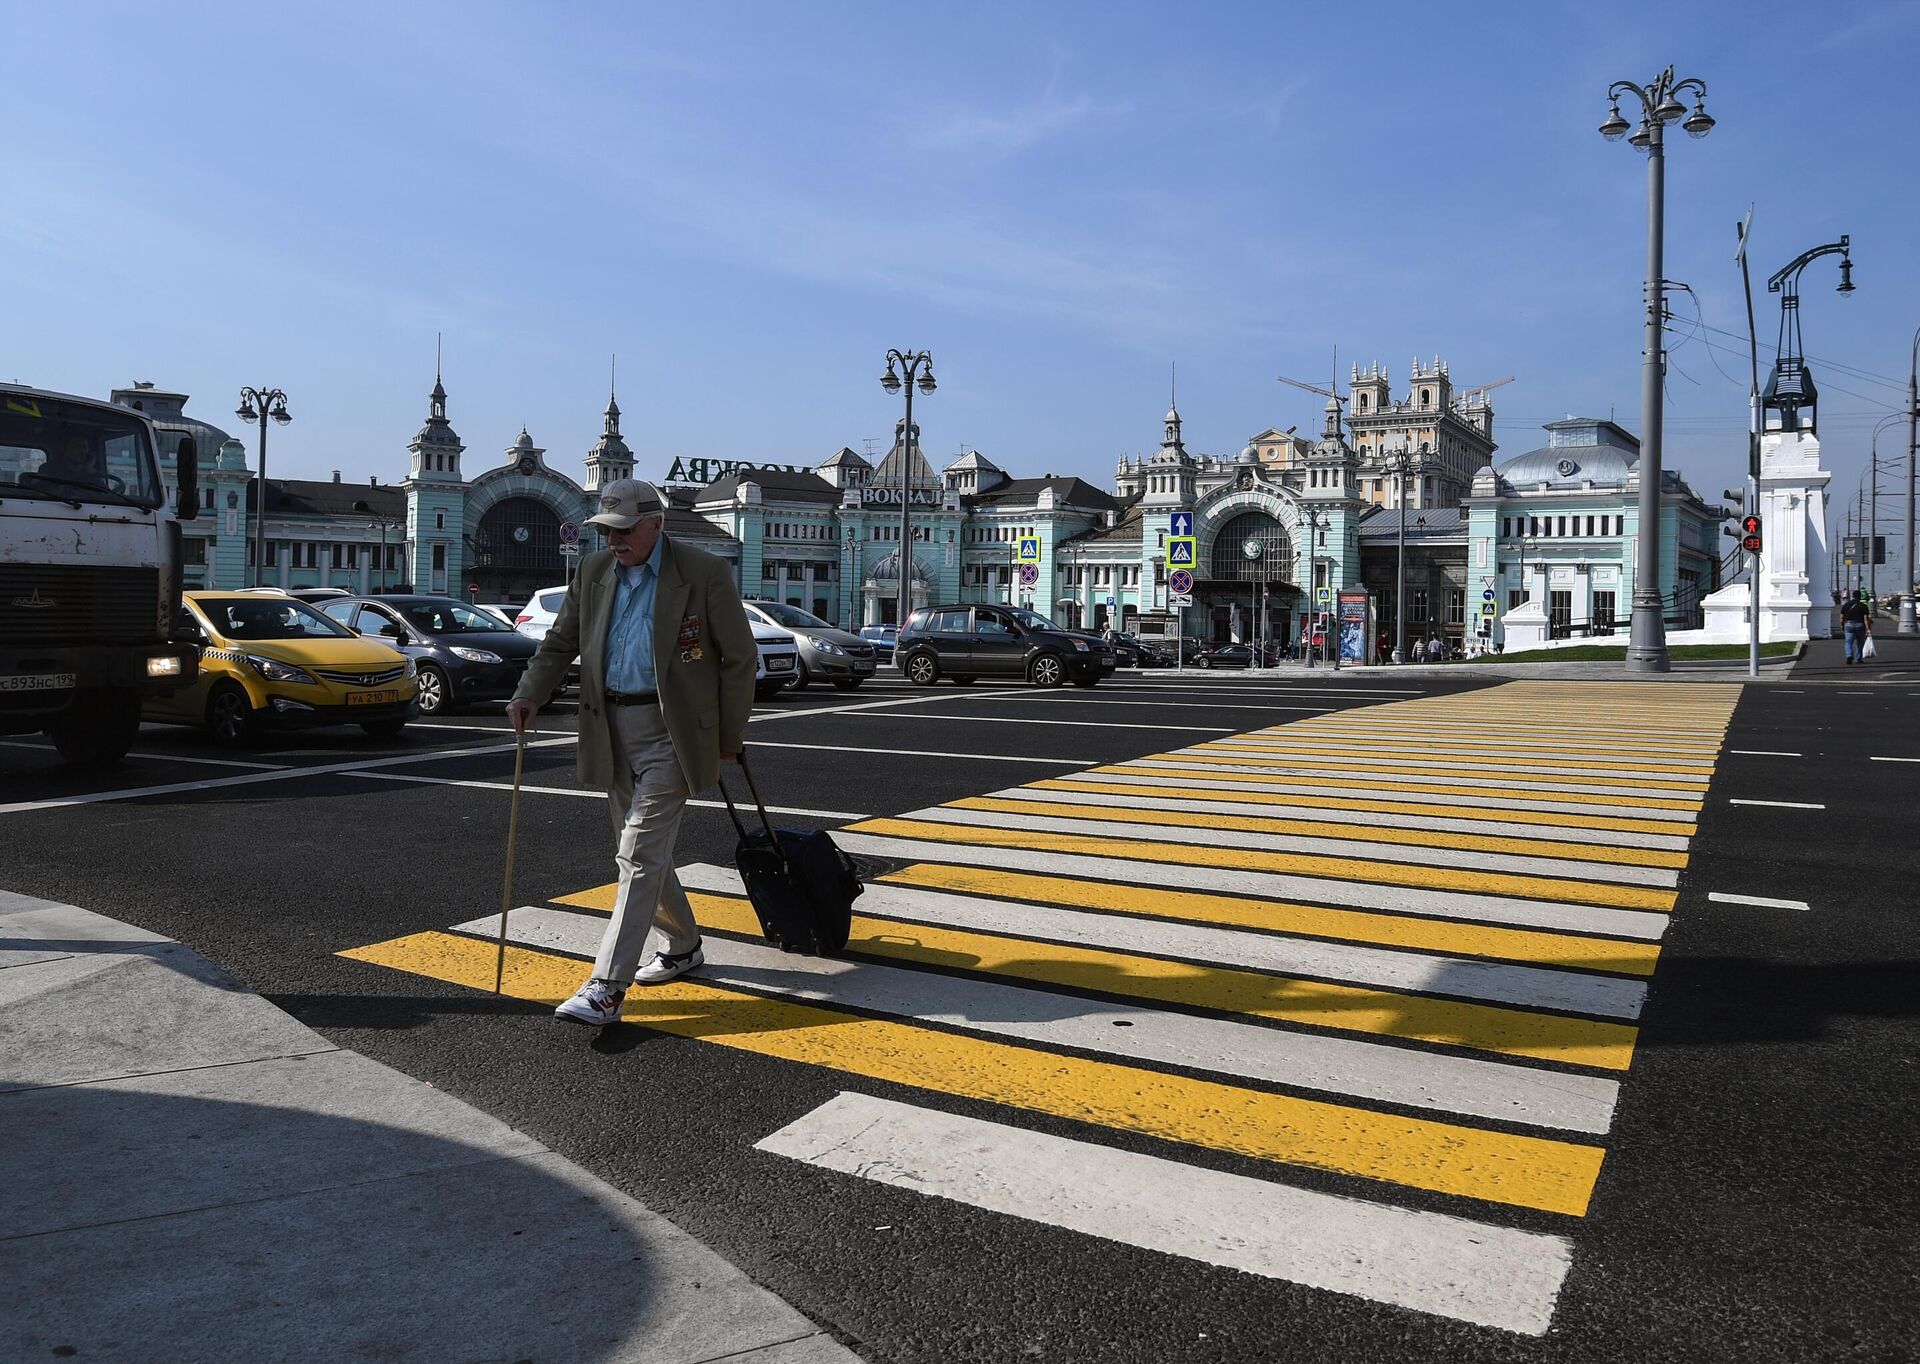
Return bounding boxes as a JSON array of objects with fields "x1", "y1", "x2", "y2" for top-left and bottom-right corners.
[
  {"x1": 1386, "y1": 437, "x2": 1413, "y2": 663},
  {"x1": 879, "y1": 349, "x2": 936, "y2": 632},
  {"x1": 1600, "y1": 66, "x2": 1715, "y2": 672},
  {"x1": 352, "y1": 499, "x2": 399, "y2": 593},
  {"x1": 1902, "y1": 326, "x2": 1920, "y2": 634},
  {"x1": 236, "y1": 387, "x2": 291, "y2": 588},
  {"x1": 1300, "y1": 504, "x2": 1337, "y2": 671}
]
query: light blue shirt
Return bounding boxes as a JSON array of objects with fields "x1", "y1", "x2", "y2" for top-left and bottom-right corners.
[{"x1": 603, "y1": 536, "x2": 663, "y2": 693}]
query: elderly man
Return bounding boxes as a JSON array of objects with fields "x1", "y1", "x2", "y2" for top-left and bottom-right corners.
[{"x1": 507, "y1": 479, "x2": 757, "y2": 1026}]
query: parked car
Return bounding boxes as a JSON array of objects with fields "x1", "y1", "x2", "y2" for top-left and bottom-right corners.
[
  {"x1": 318, "y1": 594, "x2": 539, "y2": 715},
  {"x1": 896, "y1": 604, "x2": 1115, "y2": 688},
  {"x1": 752, "y1": 621, "x2": 801, "y2": 698},
  {"x1": 743, "y1": 601, "x2": 877, "y2": 690},
  {"x1": 857, "y1": 624, "x2": 898, "y2": 664},
  {"x1": 1100, "y1": 632, "x2": 1143, "y2": 668},
  {"x1": 513, "y1": 585, "x2": 568, "y2": 642},
  {"x1": 146, "y1": 592, "x2": 417, "y2": 747},
  {"x1": 473, "y1": 602, "x2": 521, "y2": 629},
  {"x1": 1193, "y1": 643, "x2": 1255, "y2": 669}
]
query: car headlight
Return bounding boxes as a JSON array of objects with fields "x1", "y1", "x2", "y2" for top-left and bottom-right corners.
[
  {"x1": 245, "y1": 655, "x2": 318, "y2": 685},
  {"x1": 404, "y1": 658, "x2": 418, "y2": 678},
  {"x1": 1071, "y1": 639, "x2": 1089, "y2": 652},
  {"x1": 812, "y1": 638, "x2": 845, "y2": 656},
  {"x1": 451, "y1": 647, "x2": 503, "y2": 663}
]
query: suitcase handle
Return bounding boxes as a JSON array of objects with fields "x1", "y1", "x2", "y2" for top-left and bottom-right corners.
[{"x1": 717, "y1": 750, "x2": 792, "y2": 872}]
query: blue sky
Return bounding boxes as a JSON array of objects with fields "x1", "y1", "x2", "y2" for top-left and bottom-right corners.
[{"x1": 6, "y1": 1, "x2": 1916, "y2": 557}]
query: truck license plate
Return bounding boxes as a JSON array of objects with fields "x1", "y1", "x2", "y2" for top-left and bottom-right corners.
[
  {"x1": 346, "y1": 689, "x2": 401, "y2": 706},
  {"x1": 1, "y1": 672, "x2": 76, "y2": 692}
]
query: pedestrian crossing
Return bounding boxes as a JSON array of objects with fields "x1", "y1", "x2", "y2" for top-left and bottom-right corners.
[{"x1": 339, "y1": 679, "x2": 1743, "y2": 1336}]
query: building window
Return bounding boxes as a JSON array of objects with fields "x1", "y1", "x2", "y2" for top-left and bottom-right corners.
[
  {"x1": 1593, "y1": 590, "x2": 1617, "y2": 631},
  {"x1": 1447, "y1": 588, "x2": 1465, "y2": 625},
  {"x1": 264, "y1": 541, "x2": 278, "y2": 567},
  {"x1": 431, "y1": 543, "x2": 446, "y2": 571},
  {"x1": 182, "y1": 538, "x2": 208, "y2": 566},
  {"x1": 1508, "y1": 589, "x2": 1524, "y2": 612},
  {"x1": 1410, "y1": 588, "x2": 1430, "y2": 623},
  {"x1": 435, "y1": 511, "x2": 445, "y2": 530},
  {"x1": 1501, "y1": 516, "x2": 1511, "y2": 538},
  {"x1": 1550, "y1": 590, "x2": 1572, "y2": 632},
  {"x1": 762, "y1": 561, "x2": 776, "y2": 580}
]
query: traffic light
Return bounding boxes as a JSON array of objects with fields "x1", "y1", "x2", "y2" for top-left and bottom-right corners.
[{"x1": 1740, "y1": 514, "x2": 1763, "y2": 554}]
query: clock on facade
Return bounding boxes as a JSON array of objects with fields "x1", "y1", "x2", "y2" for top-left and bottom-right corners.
[
  {"x1": 511, "y1": 526, "x2": 530, "y2": 544},
  {"x1": 1241, "y1": 536, "x2": 1263, "y2": 560}
]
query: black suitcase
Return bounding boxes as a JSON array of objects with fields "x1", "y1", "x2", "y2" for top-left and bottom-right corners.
[{"x1": 719, "y1": 751, "x2": 861, "y2": 955}]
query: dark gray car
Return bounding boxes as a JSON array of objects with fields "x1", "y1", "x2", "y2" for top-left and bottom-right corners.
[
  {"x1": 742, "y1": 601, "x2": 877, "y2": 690},
  {"x1": 319, "y1": 595, "x2": 538, "y2": 715}
]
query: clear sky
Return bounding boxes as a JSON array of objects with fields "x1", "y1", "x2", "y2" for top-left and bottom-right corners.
[{"x1": 6, "y1": 1, "x2": 1916, "y2": 564}]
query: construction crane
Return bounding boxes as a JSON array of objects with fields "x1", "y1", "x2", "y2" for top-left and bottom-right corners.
[
  {"x1": 1454, "y1": 375, "x2": 1515, "y2": 406},
  {"x1": 1277, "y1": 371, "x2": 1347, "y2": 437}
]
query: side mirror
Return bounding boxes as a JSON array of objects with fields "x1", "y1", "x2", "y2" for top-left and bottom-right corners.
[{"x1": 175, "y1": 437, "x2": 199, "y2": 520}]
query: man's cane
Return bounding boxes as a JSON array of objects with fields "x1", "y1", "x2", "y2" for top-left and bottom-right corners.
[{"x1": 495, "y1": 727, "x2": 527, "y2": 995}]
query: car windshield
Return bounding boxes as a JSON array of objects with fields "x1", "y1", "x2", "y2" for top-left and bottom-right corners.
[
  {"x1": 398, "y1": 601, "x2": 508, "y2": 634},
  {"x1": 1, "y1": 392, "x2": 163, "y2": 509},
  {"x1": 754, "y1": 602, "x2": 831, "y2": 629},
  {"x1": 200, "y1": 598, "x2": 356, "y2": 641},
  {"x1": 1007, "y1": 608, "x2": 1062, "y2": 632}
]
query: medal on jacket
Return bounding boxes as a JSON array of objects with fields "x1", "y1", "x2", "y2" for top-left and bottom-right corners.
[{"x1": 678, "y1": 614, "x2": 704, "y2": 662}]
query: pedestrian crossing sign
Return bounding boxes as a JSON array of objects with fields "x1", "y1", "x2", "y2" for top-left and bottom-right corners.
[
  {"x1": 1167, "y1": 536, "x2": 1196, "y2": 567},
  {"x1": 1017, "y1": 536, "x2": 1040, "y2": 564}
]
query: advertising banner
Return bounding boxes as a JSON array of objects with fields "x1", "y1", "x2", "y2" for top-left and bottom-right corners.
[{"x1": 1337, "y1": 590, "x2": 1370, "y2": 663}]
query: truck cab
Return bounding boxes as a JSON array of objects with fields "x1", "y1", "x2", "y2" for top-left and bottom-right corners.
[{"x1": 1, "y1": 384, "x2": 202, "y2": 766}]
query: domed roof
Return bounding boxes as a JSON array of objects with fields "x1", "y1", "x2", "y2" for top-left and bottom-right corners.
[
  {"x1": 511, "y1": 427, "x2": 536, "y2": 451},
  {"x1": 1495, "y1": 418, "x2": 1639, "y2": 490}
]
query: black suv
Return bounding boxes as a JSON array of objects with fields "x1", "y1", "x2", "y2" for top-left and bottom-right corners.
[
  {"x1": 897, "y1": 604, "x2": 1116, "y2": 688},
  {"x1": 319, "y1": 595, "x2": 538, "y2": 715}
]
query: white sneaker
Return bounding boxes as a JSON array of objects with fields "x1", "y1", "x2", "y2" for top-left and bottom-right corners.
[
  {"x1": 554, "y1": 978, "x2": 626, "y2": 1026},
  {"x1": 633, "y1": 944, "x2": 704, "y2": 986}
]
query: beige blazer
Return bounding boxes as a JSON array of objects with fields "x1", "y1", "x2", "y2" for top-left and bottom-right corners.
[{"x1": 514, "y1": 537, "x2": 758, "y2": 794}]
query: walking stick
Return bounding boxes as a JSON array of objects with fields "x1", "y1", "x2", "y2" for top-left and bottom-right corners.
[{"x1": 495, "y1": 728, "x2": 527, "y2": 995}]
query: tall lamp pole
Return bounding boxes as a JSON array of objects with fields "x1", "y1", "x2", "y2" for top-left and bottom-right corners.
[
  {"x1": 1600, "y1": 66, "x2": 1715, "y2": 672},
  {"x1": 1387, "y1": 437, "x2": 1411, "y2": 663},
  {"x1": 880, "y1": 350, "x2": 936, "y2": 632},
  {"x1": 1902, "y1": 326, "x2": 1919, "y2": 634},
  {"x1": 236, "y1": 387, "x2": 291, "y2": 588}
]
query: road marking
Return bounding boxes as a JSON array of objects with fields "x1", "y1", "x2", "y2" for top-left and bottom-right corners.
[
  {"x1": 961, "y1": 696, "x2": 1336, "y2": 713},
  {"x1": 746, "y1": 686, "x2": 1053, "y2": 723},
  {"x1": 347, "y1": 771, "x2": 866, "y2": 820},
  {"x1": 1728, "y1": 799, "x2": 1826, "y2": 810},
  {"x1": 1189, "y1": 744, "x2": 1716, "y2": 786},
  {"x1": 345, "y1": 929, "x2": 1607, "y2": 1215},
  {"x1": 874, "y1": 713, "x2": 1238, "y2": 733},
  {"x1": 463, "y1": 903, "x2": 1623, "y2": 1132},
  {"x1": 1706, "y1": 892, "x2": 1811, "y2": 911},
  {"x1": 1109, "y1": 762, "x2": 1705, "y2": 813},
  {"x1": 757, "y1": 1092, "x2": 1573, "y2": 1336},
  {"x1": 670, "y1": 862, "x2": 1650, "y2": 1021},
  {"x1": 742, "y1": 740, "x2": 1084, "y2": 766},
  {"x1": 1731, "y1": 750, "x2": 1802, "y2": 757},
  {"x1": 0, "y1": 739, "x2": 289, "y2": 771},
  {"x1": 1151, "y1": 751, "x2": 1711, "y2": 796},
  {"x1": 1869, "y1": 756, "x2": 1920, "y2": 763}
]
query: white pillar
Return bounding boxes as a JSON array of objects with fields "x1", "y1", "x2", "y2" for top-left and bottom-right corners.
[{"x1": 1757, "y1": 431, "x2": 1833, "y2": 641}]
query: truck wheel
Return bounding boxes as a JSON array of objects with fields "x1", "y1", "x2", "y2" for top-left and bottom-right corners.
[
  {"x1": 360, "y1": 718, "x2": 408, "y2": 739},
  {"x1": 905, "y1": 652, "x2": 940, "y2": 686},
  {"x1": 1027, "y1": 654, "x2": 1067, "y2": 688},
  {"x1": 51, "y1": 694, "x2": 140, "y2": 768},
  {"x1": 206, "y1": 683, "x2": 262, "y2": 748}
]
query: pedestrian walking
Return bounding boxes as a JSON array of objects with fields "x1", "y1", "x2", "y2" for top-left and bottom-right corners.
[
  {"x1": 506, "y1": 479, "x2": 757, "y2": 1026},
  {"x1": 1839, "y1": 589, "x2": 1872, "y2": 665}
]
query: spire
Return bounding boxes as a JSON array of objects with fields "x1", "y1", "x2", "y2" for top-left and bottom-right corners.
[
  {"x1": 604, "y1": 354, "x2": 622, "y2": 434},
  {"x1": 431, "y1": 334, "x2": 446, "y2": 412}
]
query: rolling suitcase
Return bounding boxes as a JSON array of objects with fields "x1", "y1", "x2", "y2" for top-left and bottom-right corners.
[{"x1": 719, "y1": 751, "x2": 861, "y2": 955}]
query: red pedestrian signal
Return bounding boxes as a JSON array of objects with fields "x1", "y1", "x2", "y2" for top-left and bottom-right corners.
[{"x1": 1740, "y1": 514, "x2": 1763, "y2": 553}]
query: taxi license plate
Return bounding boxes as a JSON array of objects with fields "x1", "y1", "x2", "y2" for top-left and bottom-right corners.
[
  {"x1": 346, "y1": 690, "x2": 401, "y2": 706},
  {"x1": 1, "y1": 672, "x2": 77, "y2": 692}
]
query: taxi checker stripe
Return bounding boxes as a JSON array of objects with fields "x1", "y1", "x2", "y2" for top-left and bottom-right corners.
[
  {"x1": 457, "y1": 902, "x2": 1623, "y2": 1133},
  {"x1": 341, "y1": 929, "x2": 1608, "y2": 1215}
]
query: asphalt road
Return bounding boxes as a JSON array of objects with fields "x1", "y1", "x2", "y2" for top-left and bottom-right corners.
[{"x1": 3, "y1": 662, "x2": 1914, "y2": 1363}]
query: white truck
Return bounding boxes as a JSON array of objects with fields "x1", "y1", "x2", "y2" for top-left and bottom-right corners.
[{"x1": 1, "y1": 383, "x2": 203, "y2": 766}]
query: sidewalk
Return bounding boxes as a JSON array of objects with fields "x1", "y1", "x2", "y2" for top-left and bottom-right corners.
[
  {"x1": 0, "y1": 890, "x2": 858, "y2": 1364},
  {"x1": 1790, "y1": 617, "x2": 1920, "y2": 680}
]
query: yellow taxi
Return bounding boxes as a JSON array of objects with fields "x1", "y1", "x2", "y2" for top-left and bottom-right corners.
[{"x1": 144, "y1": 592, "x2": 419, "y2": 747}]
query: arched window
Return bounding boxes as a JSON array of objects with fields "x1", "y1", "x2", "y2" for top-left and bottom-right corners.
[{"x1": 1207, "y1": 511, "x2": 1293, "y2": 582}]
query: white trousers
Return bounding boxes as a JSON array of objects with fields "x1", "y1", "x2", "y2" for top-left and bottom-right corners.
[{"x1": 594, "y1": 702, "x2": 700, "y2": 985}]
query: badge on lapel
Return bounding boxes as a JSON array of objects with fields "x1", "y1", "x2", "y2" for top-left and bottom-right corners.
[{"x1": 677, "y1": 614, "x2": 704, "y2": 662}]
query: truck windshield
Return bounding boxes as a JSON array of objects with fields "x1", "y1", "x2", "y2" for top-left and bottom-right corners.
[{"x1": 1, "y1": 392, "x2": 163, "y2": 510}]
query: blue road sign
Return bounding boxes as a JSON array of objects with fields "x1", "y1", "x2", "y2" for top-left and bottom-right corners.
[
  {"x1": 1168, "y1": 568, "x2": 1193, "y2": 595},
  {"x1": 1017, "y1": 536, "x2": 1040, "y2": 564},
  {"x1": 1169, "y1": 511, "x2": 1194, "y2": 537},
  {"x1": 1167, "y1": 536, "x2": 1196, "y2": 567}
]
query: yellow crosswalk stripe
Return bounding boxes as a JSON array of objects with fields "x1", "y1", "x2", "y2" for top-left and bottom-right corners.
[
  {"x1": 1030, "y1": 778, "x2": 1698, "y2": 837},
  {"x1": 1165, "y1": 749, "x2": 1712, "y2": 792},
  {"x1": 547, "y1": 883, "x2": 1639, "y2": 1070},
  {"x1": 845, "y1": 817, "x2": 1679, "y2": 911},
  {"x1": 878, "y1": 863, "x2": 1662, "y2": 976},
  {"x1": 1202, "y1": 740, "x2": 1718, "y2": 776},
  {"x1": 1101, "y1": 764, "x2": 1705, "y2": 812},
  {"x1": 947, "y1": 796, "x2": 1686, "y2": 869},
  {"x1": 342, "y1": 929, "x2": 1608, "y2": 1216}
]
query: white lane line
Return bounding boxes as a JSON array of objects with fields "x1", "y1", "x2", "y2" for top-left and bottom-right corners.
[
  {"x1": 961, "y1": 697, "x2": 1335, "y2": 713},
  {"x1": 1122, "y1": 756, "x2": 1706, "y2": 802},
  {"x1": 899, "y1": 805, "x2": 1680, "y2": 889},
  {"x1": 891, "y1": 714, "x2": 1237, "y2": 733},
  {"x1": 1728, "y1": 799, "x2": 1826, "y2": 810},
  {"x1": 0, "y1": 740, "x2": 288, "y2": 771},
  {"x1": 1869, "y1": 756, "x2": 1920, "y2": 763},
  {"x1": 1731, "y1": 750, "x2": 1802, "y2": 757},
  {"x1": 743, "y1": 740, "x2": 1084, "y2": 766},
  {"x1": 991, "y1": 785, "x2": 1691, "y2": 851},
  {"x1": 0, "y1": 737, "x2": 578, "y2": 817},
  {"x1": 675, "y1": 863, "x2": 1650, "y2": 1019},
  {"x1": 1707, "y1": 892, "x2": 1811, "y2": 911},
  {"x1": 462, "y1": 906, "x2": 1621, "y2": 1133},
  {"x1": 746, "y1": 686, "x2": 1053, "y2": 723},
  {"x1": 348, "y1": 771, "x2": 865, "y2": 820},
  {"x1": 757, "y1": 1092, "x2": 1573, "y2": 1336},
  {"x1": 832, "y1": 833, "x2": 1674, "y2": 942},
  {"x1": 1081, "y1": 768, "x2": 1699, "y2": 824}
]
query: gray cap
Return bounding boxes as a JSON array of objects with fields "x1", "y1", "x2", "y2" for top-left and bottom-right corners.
[{"x1": 585, "y1": 478, "x2": 665, "y2": 530}]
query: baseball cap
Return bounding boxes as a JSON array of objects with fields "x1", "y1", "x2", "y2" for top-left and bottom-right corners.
[{"x1": 585, "y1": 478, "x2": 665, "y2": 531}]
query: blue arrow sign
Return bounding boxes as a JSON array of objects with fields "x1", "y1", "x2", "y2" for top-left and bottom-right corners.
[{"x1": 1169, "y1": 511, "x2": 1193, "y2": 537}]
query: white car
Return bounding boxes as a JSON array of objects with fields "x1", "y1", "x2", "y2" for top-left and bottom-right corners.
[
  {"x1": 513, "y1": 586, "x2": 568, "y2": 642},
  {"x1": 753, "y1": 622, "x2": 800, "y2": 698}
]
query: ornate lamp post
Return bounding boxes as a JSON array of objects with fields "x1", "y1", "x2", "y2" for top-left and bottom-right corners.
[
  {"x1": 236, "y1": 386, "x2": 291, "y2": 588},
  {"x1": 880, "y1": 349, "x2": 936, "y2": 631},
  {"x1": 1599, "y1": 66, "x2": 1715, "y2": 672},
  {"x1": 1383, "y1": 436, "x2": 1415, "y2": 663},
  {"x1": 1902, "y1": 326, "x2": 1919, "y2": 634},
  {"x1": 350, "y1": 498, "x2": 401, "y2": 593}
]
